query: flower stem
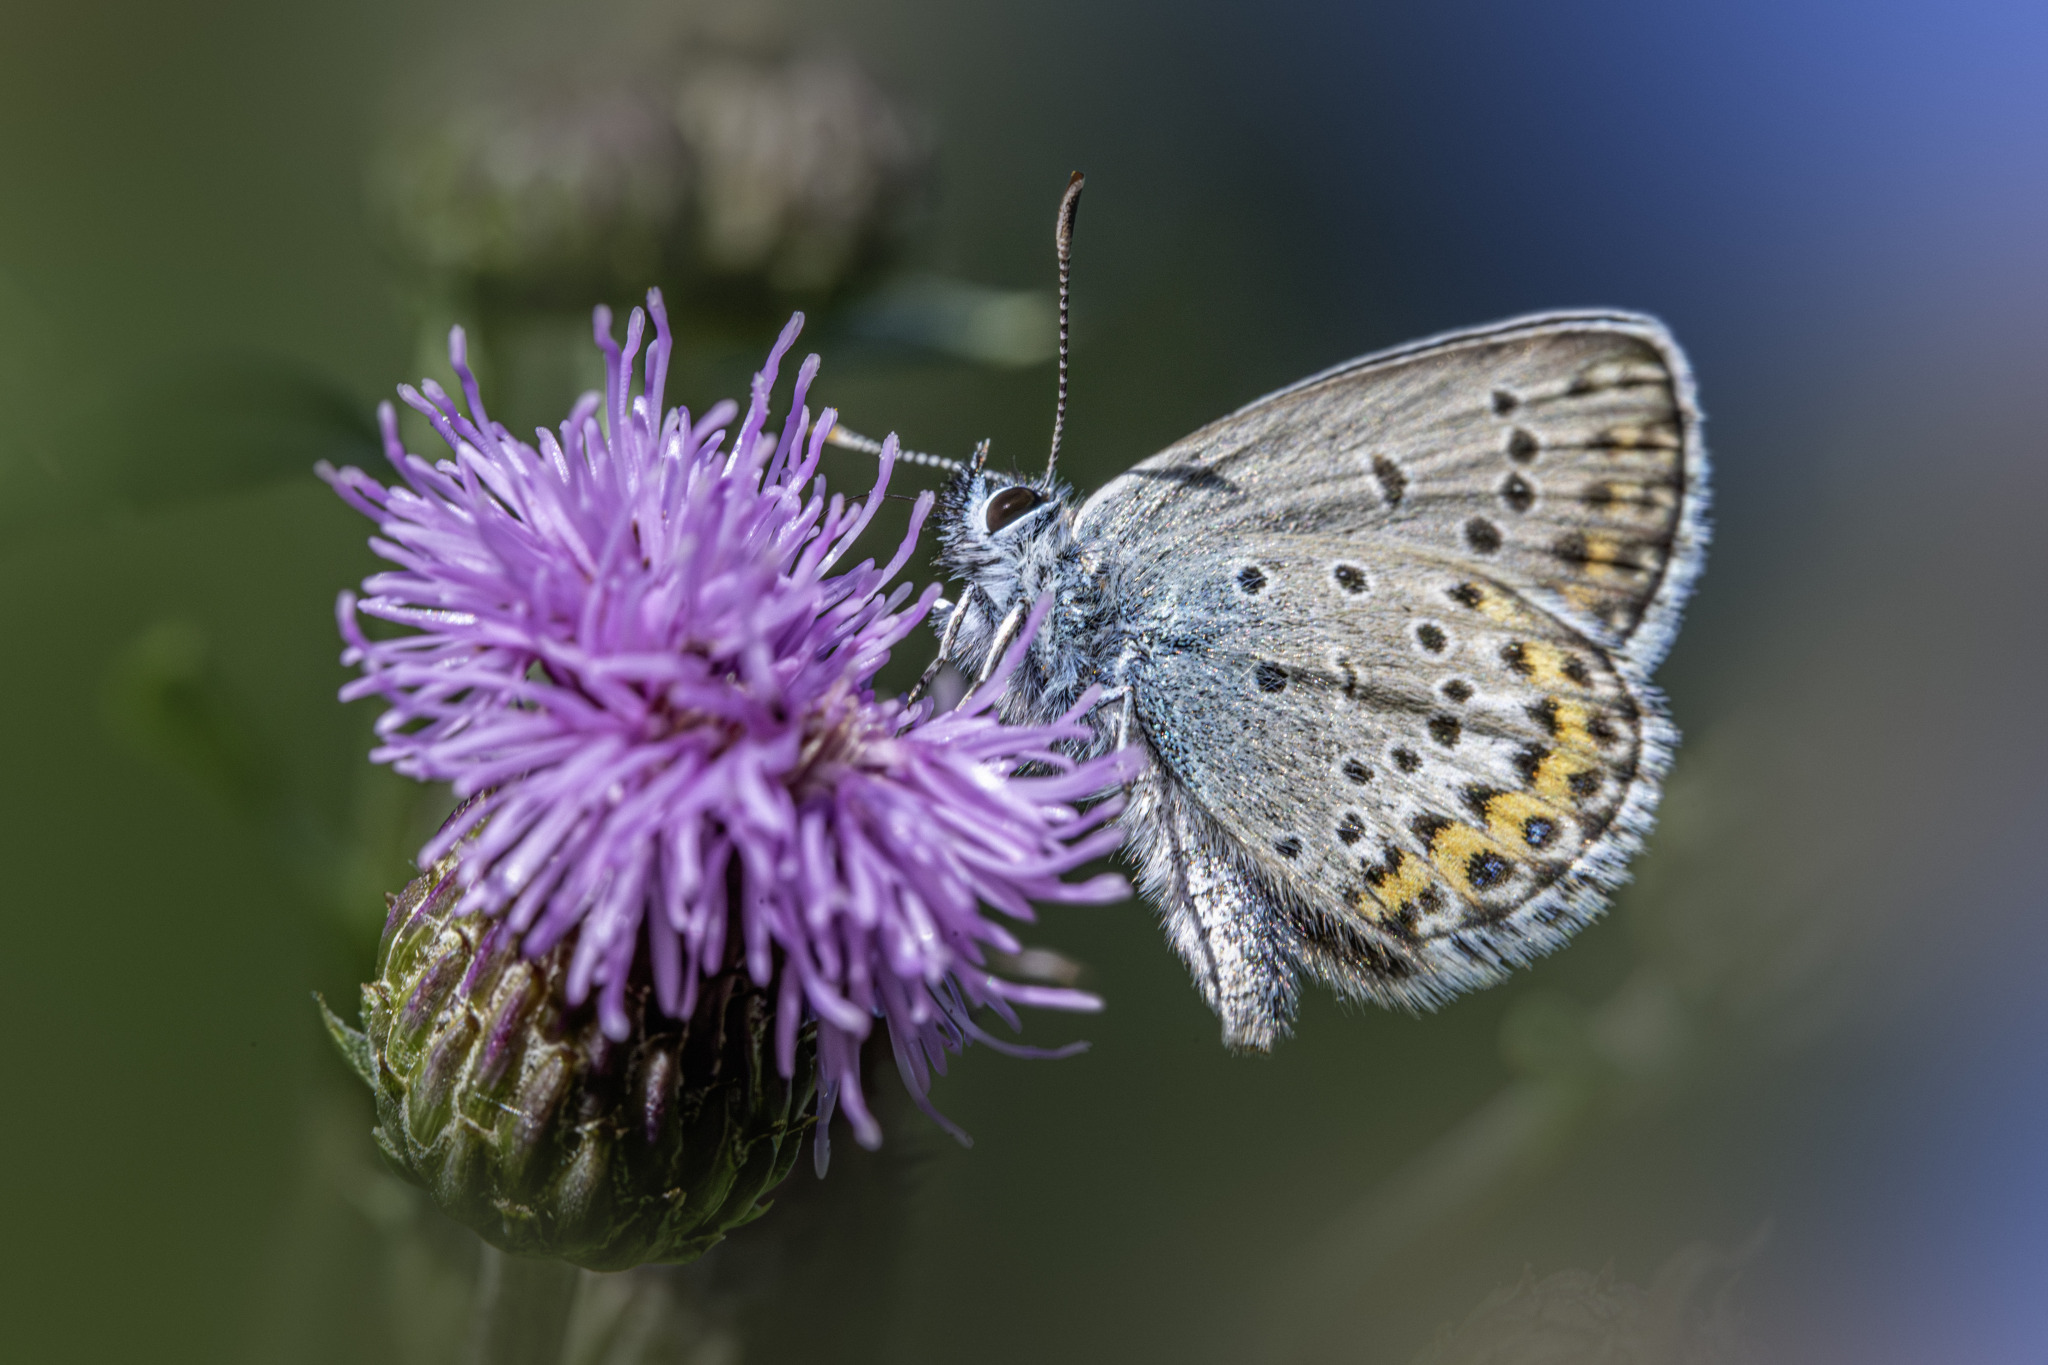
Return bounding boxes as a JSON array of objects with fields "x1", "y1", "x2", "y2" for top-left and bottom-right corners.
[{"x1": 463, "y1": 1244, "x2": 579, "y2": 1365}]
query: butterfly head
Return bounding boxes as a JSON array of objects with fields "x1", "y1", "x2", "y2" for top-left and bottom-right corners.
[
  {"x1": 932, "y1": 461, "x2": 1085, "y2": 693},
  {"x1": 936, "y1": 462, "x2": 1076, "y2": 595}
]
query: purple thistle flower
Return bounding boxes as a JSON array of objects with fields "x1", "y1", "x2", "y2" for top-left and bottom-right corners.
[{"x1": 320, "y1": 290, "x2": 1136, "y2": 1153}]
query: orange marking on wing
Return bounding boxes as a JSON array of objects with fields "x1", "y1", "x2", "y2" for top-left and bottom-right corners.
[{"x1": 1356, "y1": 848, "x2": 1432, "y2": 921}]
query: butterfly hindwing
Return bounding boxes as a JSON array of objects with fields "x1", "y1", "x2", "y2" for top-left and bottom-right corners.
[{"x1": 1119, "y1": 535, "x2": 1671, "y2": 1027}]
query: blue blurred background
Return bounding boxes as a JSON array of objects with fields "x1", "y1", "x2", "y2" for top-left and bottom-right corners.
[{"x1": 3, "y1": 0, "x2": 2045, "y2": 1361}]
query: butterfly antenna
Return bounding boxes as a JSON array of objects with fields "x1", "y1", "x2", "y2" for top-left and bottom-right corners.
[
  {"x1": 1045, "y1": 170, "x2": 1084, "y2": 484},
  {"x1": 823, "y1": 422, "x2": 965, "y2": 474}
]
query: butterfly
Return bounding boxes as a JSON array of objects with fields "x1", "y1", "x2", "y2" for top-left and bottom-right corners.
[{"x1": 844, "y1": 177, "x2": 1708, "y2": 1049}]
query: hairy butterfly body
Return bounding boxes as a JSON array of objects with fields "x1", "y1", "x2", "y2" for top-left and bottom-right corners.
[{"x1": 932, "y1": 310, "x2": 1707, "y2": 1050}]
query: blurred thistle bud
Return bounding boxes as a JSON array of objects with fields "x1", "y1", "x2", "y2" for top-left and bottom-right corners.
[
  {"x1": 320, "y1": 833, "x2": 812, "y2": 1270},
  {"x1": 671, "y1": 51, "x2": 922, "y2": 293},
  {"x1": 369, "y1": 15, "x2": 925, "y2": 310}
]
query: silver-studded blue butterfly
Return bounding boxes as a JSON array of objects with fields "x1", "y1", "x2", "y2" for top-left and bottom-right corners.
[{"x1": 842, "y1": 176, "x2": 1708, "y2": 1049}]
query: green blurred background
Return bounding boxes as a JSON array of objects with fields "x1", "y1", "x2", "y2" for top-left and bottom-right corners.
[{"x1": 4, "y1": 0, "x2": 2047, "y2": 1361}]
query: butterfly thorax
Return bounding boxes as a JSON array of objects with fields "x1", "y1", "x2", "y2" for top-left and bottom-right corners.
[{"x1": 935, "y1": 468, "x2": 1128, "y2": 749}]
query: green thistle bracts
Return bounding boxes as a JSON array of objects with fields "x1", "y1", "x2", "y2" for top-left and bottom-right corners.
[{"x1": 319, "y1": 851, "x2": 814, "y2": 1271}]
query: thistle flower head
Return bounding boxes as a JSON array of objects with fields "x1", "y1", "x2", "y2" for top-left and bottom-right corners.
[{"x1": 321, "y1": 291, "x2": 1134, "y2": 1152}]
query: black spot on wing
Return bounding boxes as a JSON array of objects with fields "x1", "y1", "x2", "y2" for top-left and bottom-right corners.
[
  {"x1": 1362, "y1": 847, "x2": 1405, "y2": 888},
  {"x1": 1500, "y1": 473, "x2": 1535, "y2": 513},
  {"x1": 1254, "y1": 661, "x2": 1288, "y2": 693},
  {"x1": 1410, "y1": 813, "x2": 1452, "y2": 847},
  {"x1": 1236, "y1": 565, "x2": 1267, "y2": 594},
  {"x1": 1429, "y1": 714, "x2": 1462, "y2": 748},
  {"x1": 1441, "y1": 679, "x2": 1473, "y2": 704},
  {"x1": 1332, "y1": 563, "x2": 1368, "y2": 594},
  {"x1": 1342, "y1": 758, "x2": 1373, "y2": 784},
  {"x1": 1464, "y1": 518, "x2": 1503, "y2": 554},
  {"x1": 1507, "y1": 428, "x2": 1539, "y2": 462},
  {"x1": 1392, "y1": 746, "x2": 1421, "y2": 773},
  {"x1": 1466, "y1": 850, "x2": 1511, "y2": 890},
  {"x1": 1416, "y1": 623, "x2": 1447, "y2": 653},
  {"x1": 1372, "y1": 454, "x2": 1407, "y2": 507},
  {"x1": 1274, "y1": 836, "x2": 1302, "y2": 859},
  {"x1": 1337, "y1": 656, "x2": 1362, "y2": 701}
]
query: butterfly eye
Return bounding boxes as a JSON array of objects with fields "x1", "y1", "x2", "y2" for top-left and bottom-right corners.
[{"x1": 984, "y1": 486, "x2": 1045, "y2": 532}]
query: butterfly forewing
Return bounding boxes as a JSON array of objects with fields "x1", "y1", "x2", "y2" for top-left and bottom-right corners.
[
  {"x1": 1122, "y1": 536, "x2": 1667, "y2": 1008},
  {"x1": 1077, "y1": 314, "x2": 1705, "y2": 678}
]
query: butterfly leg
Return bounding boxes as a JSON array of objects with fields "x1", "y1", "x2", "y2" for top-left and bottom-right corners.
[
  {"x1": 957, "y1": 600, "x2": 1029, "y2": 709},
  {"x1": 906, "y1": 592, "x2": 971, "y2": 708},
  {"x1": 1086, "y1": 685, "x2": 1136, "y2": 751}
]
